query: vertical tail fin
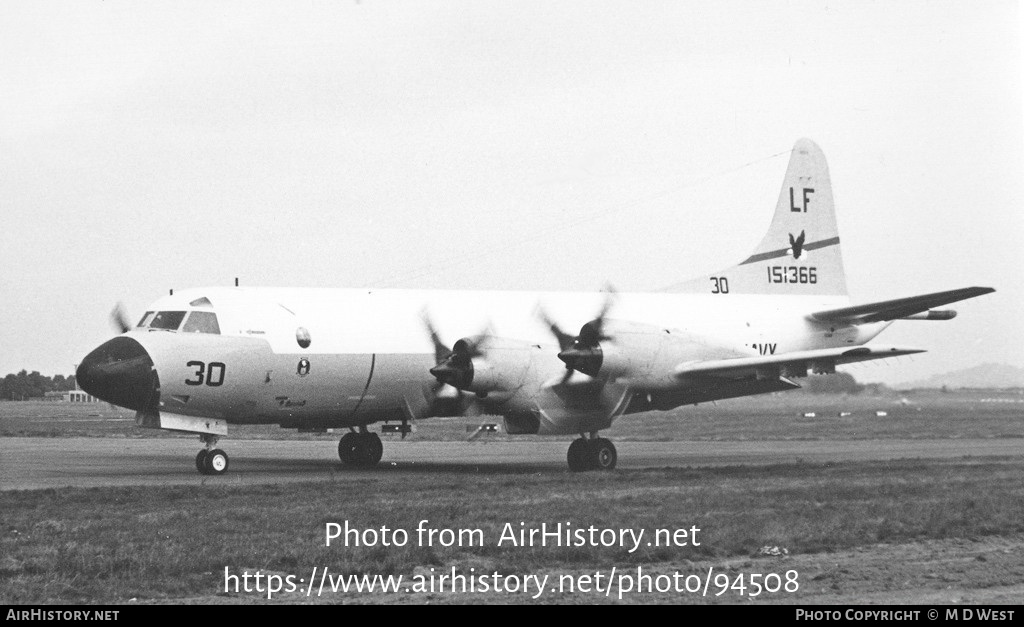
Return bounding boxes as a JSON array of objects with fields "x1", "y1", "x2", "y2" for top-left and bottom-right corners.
[{"x1": 667, "y1": 138, "x2": 848, "y2": 296}]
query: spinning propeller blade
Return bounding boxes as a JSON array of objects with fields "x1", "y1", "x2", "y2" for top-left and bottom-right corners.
[
  {"x1": 557, "y1": 286, "x2": 618, "y2": 377},
  {"x1": 111, "y1": 302, "x2": 131, "y2": 334}
]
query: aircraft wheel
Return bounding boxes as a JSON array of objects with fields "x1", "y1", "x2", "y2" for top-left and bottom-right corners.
[
  {"x1": 591, "y1": 438, "x2": 617, "y2": 471},
  {"x1": 204, "y1": 449, "x2": 229, "y2": 475},
  {"x1": 567, "y1": 438, "x2": 592, "y2": 472},
  {"x1": 195, "y1": 449, "x2": 209, "y2": 474},
  {"x1": 338, "y1": 432, "x2": 361, "y2": 466},
  {"x1": 365, "y1": 433, "x2": 383, "y2": 466},
  {"x1": 339, "y1": 432, "x2": 382, "y2": 467}
]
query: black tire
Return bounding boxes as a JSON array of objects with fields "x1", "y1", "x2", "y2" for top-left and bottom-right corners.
[
  {"x1": 567, "y1": 438, "x2": 591, "y2": 472},
  {"x1": 338, "y1": 432, "x2": 363, "y2": 466},
  {"x1": 338, "y1": 433, "x2": 355, "y2": 464},
  {"x1": 365, "y1": 433, "x2": 383, "y2": 466},
  {"x1": 204, "y1": 449, "x2": 229, "y2": 475},
  {"x1": 591, "y1": 438, "x2": 617, "y2": 471},
  {"x1": 195, "y1": 449, "x2": 209, "y2": 474},
  {"x1": 340, "y1": 432, "x2": 383, "y2": 468}
]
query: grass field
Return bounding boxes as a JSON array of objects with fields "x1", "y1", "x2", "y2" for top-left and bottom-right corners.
[
  {"x1": 1, "y1": 390, "x2": 1023, "y2": 604},
  {"x1": 2, "y1": 458, "x2": 1024, "y2": 604}
]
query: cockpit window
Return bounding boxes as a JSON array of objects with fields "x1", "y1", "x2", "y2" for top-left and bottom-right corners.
[
  {"x1": 182, "y1": 311, "x2": 221, "y2": 334},
  {"x1": 137, "y1": 311, "x2": 156, "y2": 327},
  {"x1": 148, "y1": 311, "x2": 187, "y2": 330}
]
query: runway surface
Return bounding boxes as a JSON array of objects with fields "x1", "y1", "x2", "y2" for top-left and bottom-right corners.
[{"x1": 2, "y1": 436, "x2": 1022, "y2": 490}]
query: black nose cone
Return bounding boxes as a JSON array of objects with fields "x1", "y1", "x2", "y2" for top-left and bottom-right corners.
[
  {"x1": 558, "y1": 343, "x2": 603, "y2": 378},
  {"x1": 76, "y1": 337, "x2": 158, "y2": 412}
]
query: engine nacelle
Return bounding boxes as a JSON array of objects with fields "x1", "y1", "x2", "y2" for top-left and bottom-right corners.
[
  {"x1": 441, "y1": 336, "x2": 539, "y2": 395},
  {"x1": 561, "y1": 319, "x2": 743, "y2": 390}
]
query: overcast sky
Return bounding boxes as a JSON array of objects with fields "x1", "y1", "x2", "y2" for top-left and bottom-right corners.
[{"x1": 1, "y1": 1, "x2": 1021, "y2": 385}]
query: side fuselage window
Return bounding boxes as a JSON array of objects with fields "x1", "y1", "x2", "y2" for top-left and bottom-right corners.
[{"x1": 182, "y1": 311, "x2": 221, "y2": 334}]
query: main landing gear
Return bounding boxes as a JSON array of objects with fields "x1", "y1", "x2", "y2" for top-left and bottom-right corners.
[
  {"x1": 195, "y1": 434, "x2": 229, "y2": 475},
  {"x1": 567, "y1": 435, "x2": 617, "y2": 472},
  {"x1": 338, "y1": 428, "x2": 383, "y2": 468}
]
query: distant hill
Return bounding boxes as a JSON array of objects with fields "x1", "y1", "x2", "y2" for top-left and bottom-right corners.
[{"x1": 897, "y1": 363, "x2": 1024, "y2": 389}]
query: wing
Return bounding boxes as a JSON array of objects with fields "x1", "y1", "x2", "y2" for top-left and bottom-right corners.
[
  {"x1": 674, "y1": 345, "x2": 925, "y2": 380},
  {"x1": 809, "y1": 287, "x2": 994, "y2": 325}
]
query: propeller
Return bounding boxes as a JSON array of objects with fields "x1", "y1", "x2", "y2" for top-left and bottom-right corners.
[
  {"x1": 535, "y1": 305, "x2": 580, "y2": 386},
  {"x1": 428, "y1": 334, "x2": 490, "y2": 389},
  {"x1": 420, "y1": 310, "x2": 489, "y2": 412},
  {"x1": 111, "y1": 302, "x2": 131, "y2": 334},
  {"x1": 554, "y1": 286, "x2": 617, "y2": 378},
  {"x1": 536, "y1": 306, "x2": 575, "y2": 352},
  {"x1": 422, "y1": 311, "x2": 452, "y2": 365}
]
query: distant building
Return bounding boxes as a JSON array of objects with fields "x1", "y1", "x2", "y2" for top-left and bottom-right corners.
[
  {"x1": 63, "y1": 365, "x2": 100, "y2": 402},
  {"x1": 63, "y1": 390, "x2": 100, "y2": 403}
]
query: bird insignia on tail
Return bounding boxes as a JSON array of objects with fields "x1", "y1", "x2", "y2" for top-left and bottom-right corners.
[{"x1": 788, "y1": 230, "x2": 806, "y2": 259}]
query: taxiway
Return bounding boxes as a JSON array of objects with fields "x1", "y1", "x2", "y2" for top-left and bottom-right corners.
[{"x1": 2, "y1": 437, "x2": 1020, "y2": 490}]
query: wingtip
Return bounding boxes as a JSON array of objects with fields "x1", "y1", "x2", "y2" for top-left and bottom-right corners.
[{"x1": 888, "y1": 346, "x2": 928, "y2": 356}]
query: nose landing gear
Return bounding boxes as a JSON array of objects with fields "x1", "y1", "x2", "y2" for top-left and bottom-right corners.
[{"x1": 196, "y1": 435, "x2": 229, "y2": 475}]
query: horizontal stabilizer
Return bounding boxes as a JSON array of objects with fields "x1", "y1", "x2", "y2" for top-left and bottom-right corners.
[
  {"x1": 674, "y1": 345, "x2": 925, "y2": 380},
  {"x1": 809, "y1": 287, "x2": 994, "y2": 325}
]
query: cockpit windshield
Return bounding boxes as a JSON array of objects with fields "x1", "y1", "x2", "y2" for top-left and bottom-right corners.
[
  {"x1": 150, "y1": 311, "x2": 187, "y2": 330},
  {"x1": 182, "y1": 311, "x2": 221, "y2": 334},
  {"x1": 136, "y1": 311, "x2": 186, "y2": 330},
  {"x1": 136, "y1": 310, "x2": 220, "y2": 334}
]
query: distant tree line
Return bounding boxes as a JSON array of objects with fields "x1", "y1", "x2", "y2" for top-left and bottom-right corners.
[
  {"x1": 800, "y1": 372, "x2": 889, "y2": 395},
  {"x1": 801, "y1": 372, "x2": 863, "y2": 394},
  {"x1": 0, "y1": 371, "x2": 78, "y2": 401},
  {"x1": 0, "y1": 369, "x2": 889, "y2": 400}
]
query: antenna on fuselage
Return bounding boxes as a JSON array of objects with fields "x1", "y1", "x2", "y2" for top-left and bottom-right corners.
[{"x1": 235, "y1": 277, "x2": 239, "y2": 287}]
